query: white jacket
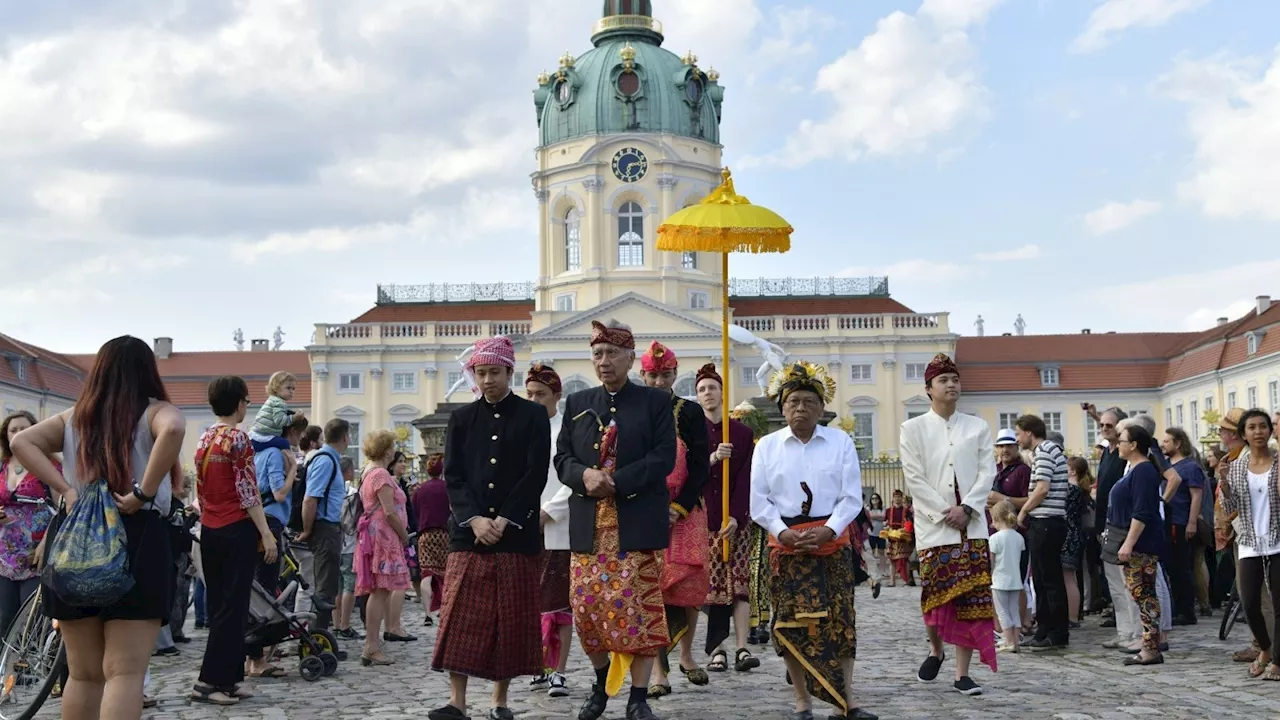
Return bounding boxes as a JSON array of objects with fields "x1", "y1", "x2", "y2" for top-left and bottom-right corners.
[
  {"x1": 540, "y1": 412, "x2": 572, "y2": 550},
  {"x1": 899, "y1": 409, "x2": 995, "y2": 552}
]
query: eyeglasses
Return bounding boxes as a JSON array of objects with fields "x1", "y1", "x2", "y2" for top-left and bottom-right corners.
[
  {"x1": 1099, "y1": 422, "x2": 1116, "y2": 429},
  {"x1": 784, "y1": 397, "x2": 822, "y2": 410}
]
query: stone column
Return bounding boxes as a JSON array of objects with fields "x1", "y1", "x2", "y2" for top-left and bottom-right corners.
[
  {"x1": 423, "y1": 366, "x2": 438, "y2": 416},
  {"x1": 881, "y1": 356, "x2": 898, "y2": 455},
  {"x1": 312, "y1": 368, "x2": 329, "y2": 423},
  {"x1": 535, "y1": 188, "x2": 551, "y2": 308},
  {"x1": 369, "y1": 367, "x2": 384, "y2": 432},
  {"x1": 583, "y1": 177, "x2": 604, "y2": 273}
]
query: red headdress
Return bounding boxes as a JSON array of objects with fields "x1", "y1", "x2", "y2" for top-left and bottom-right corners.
[
  {"x1": 923, "y1": 353, "x2": 959, "y2": 385},
  {"x1": 466, "y1": 336, "x2": 515, "y2": 370},
  {"x1": 589, "y1": 320, "x2": 635, "y2": 350},
  {"x1": 695, "y1": 363, "x2": 722, "y2": 388},
  {"x1": 640, "y1": 341, "x2": 678, "y2": 373},
  {"x1": 526, "y1": 362, "x2": 562, "y2": 395}
]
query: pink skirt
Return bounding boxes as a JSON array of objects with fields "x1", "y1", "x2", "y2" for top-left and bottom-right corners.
[{"x1": 355, "y1": 515, "x2": 411, "y2": 595}]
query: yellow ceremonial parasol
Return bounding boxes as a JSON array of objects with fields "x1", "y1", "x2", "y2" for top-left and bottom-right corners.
[{"x1": 658, "y1": 167, "x2": 792, "y2": 560}]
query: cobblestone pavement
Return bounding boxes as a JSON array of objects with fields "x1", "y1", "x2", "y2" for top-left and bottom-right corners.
[{"x1": 33, "y1": 585, "x2": 1280, "y2": 719}]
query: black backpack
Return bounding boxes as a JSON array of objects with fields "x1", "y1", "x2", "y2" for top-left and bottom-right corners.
[{"x1": 287, "y1": 452, "x2": 338, "y2": 533}]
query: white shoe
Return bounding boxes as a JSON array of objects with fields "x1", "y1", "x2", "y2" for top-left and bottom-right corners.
[{"x1": 548, "y1": 672, "x2": 569, "y2": 697}]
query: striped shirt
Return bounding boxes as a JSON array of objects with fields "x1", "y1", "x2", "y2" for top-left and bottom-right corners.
[{"x1": 1029, "y1": 440, "x2": 1069, "y2": 519}]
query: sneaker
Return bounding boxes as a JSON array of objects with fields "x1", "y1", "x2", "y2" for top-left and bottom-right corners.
[
  {"x1": 530, "y1": 672, "x2": 550, "y2": 690},
  {"x1": 548, "y1": 672, "x2": 569, "y2": 697},
  {"x1": 153, "y1": 646, "x2": 180, "y2": 658},
  {"x1": 953, "y1": 676, "x2": 983, "y2": 696}
]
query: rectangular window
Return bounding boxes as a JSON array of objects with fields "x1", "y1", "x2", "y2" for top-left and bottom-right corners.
[
  {"x1": 554, "y1": 293, "x2": 575, "y2": 312},
  {"x1": 1040, "y1": 367, "x2": 1060, "y2": 387},
  {"x1": 513, "y1": 371, "x2": 526, "y2": 388},
  {"x1": 1271, "y1": 382, "x2": 1279, "y2": 412},
  {"x1": 338, "y1": 372, "x2": 361, "y2": 391},
  {"x1": 446, "y1": 371, "x2": 463, "y2": 391},
  {"x1": 852, "y1": 413, "x2": 874, "y2": 454},
  {"x1": 1176, "y1": 404, "x2": 1184, "y2": 427},
  {"x1": 394, "y1": 421, "x2": 415, "y2": 453},
  {"x1": 689, "y1": 291, "x2": 708, "y2": 309},
  {"x1": 682, "y1": 252, "x2": 697, "y2": 270},
  {"x1": 998, "y1": 412, "x2": 1020, "y2": 432},
  {"x1": 1189, "y1": 401, "x2": 1199, "y2": 440},
  {"x1": 849, "y1": 364, "x2": 873, "y2": 382},
  {"x1": 741, "y1": 366, "x2": 760, "y2": 385},
  {"x1": 1165, "y1": 408, "x2": 1173, "y2": 428},
  {"x1": 907, "y1": 411, "x2": 926, "y2": 420},
  {"x1": 392, "y1": 372, "x2": 416, "y2": 393},
  {"x1": 1205, "y1": 395, "x2": 1214, "y2": 412},
  {"x1": 905, "y1": 363, "x2": 928, "y2": 381},
  {"x1": 1130, "y1": 409, "x2": 1148, "y2": 420},
  {"x1": 1042, "y1": 412, "x2": 1063, "y2": 433},
  {"x1": 1227, "y1": 392, "x2": 1237, "y2": 409},
  {"x1": 1085, "y1": 415, "x2": 1098, "y2": 449},
  {"x1": 1248, "y1": 386, "x2": 1259, "y2": 409},
  {"x1": 342, "y1": 421, "x2": 362, "y2": 464},
  {"x1": 14, "y1": 359, "x2": 26, "y2": 382}
]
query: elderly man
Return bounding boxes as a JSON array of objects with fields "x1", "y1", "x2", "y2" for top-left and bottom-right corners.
[
  {"x1": 431, "y1": 336, "x2": 552, "y2": 720},
  {"x1": 638, "y1": 342, "x2": 711, "y2": 697},
  {"x1": 525, "y1": 363, "x2": 574, "y2": 698},
  {"x1": 901, "y1": 354, "x2": 996, "y2": 696},
  {"x1": 751, "y1": 362, "x2": 876, "y2": 720},
  {"x1": 696, "y1": 363, "x2": 760, "y2": 673},
  {"x1": 555, "y1": 320, "x2": 676, "y2": 720}
]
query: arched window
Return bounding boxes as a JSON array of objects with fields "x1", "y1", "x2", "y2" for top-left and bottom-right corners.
[
  {"x1": 564, "y1": 209, "x2": 581, "y2": 272},
  {"x1": 617, "y1": 201, "x2": 644, "y2": 267},
  {"x1": 563, "y1": 378, "x2": 591, "y2": 396},
  {"x1": 674, "y1": 376, "x2": 696, "y2": 399}
]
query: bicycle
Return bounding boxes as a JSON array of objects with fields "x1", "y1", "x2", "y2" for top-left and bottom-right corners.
[{"x1": 0, "y1": 496, "x2": 64, "y2": 720}]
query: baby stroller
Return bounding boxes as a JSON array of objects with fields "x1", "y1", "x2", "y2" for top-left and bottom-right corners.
[{"x1": 192, "y1": 526, "x2": 341, "y2": 682}]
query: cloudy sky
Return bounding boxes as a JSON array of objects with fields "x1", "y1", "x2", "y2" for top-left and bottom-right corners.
[{"x1": 6, "y1": 0, "x2": 1278, "y2": 353}]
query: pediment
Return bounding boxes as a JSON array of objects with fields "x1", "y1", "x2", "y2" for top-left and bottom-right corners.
[
  {"x1": 902, "y1": 395, "x2": 931, "y2": 407},
  {"x1": 334, "y1": 405, "x2": 366, "y2": 417},
  {"x1": 388, "y1": 404, "x2": 421, "y2": 416},
  {"x1": 531, "y1": 292, "x2": 723, "y2": 343},
  {"x1": 847, "y1": 395, "x2": 879, "y2": 408}
]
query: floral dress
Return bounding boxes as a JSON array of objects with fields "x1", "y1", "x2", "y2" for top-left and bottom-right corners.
[
  {"x1": 354, "y1": 466, "x2": 411, "y2": 595},
  {"x1": 0, "y1": 461, "x2": 56, "y2": 582},
  {"x1": 1061, "y1": 484, "x2": 1090, "y2": 571}
]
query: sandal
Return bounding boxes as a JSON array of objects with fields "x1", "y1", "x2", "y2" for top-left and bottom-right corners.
[
  {"x1": 1263, "y1": 664, "x2": 1280, "y2": 681},
  {"x1": 707, "y1": 650, "x2": 728, "y2": 672},
  {"x1": 1250, "y1": 658, "x2": 1267, "y2": 678},
  {"x1": 734, "y1": 648, "x2": 760, "y2": 672},
  {"x1": 247, "y1": 665, "x2": 286, "y2": 679},
  {"x1": 190, "y1": 686, "x2": 238, "y2": 706},
  {"x1": 647, "y1": 683, "x2": 672, "y2": 698},
  {"x1": 680, "y1": 664, "x2": 710, "y2": 686}
]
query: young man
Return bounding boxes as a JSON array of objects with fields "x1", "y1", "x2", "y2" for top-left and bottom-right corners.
[
  {"x1": 298, "y1": 419, "x2": 350, "y2": 633},
  {"x1": 525, "y1": 363, "x2": 573, "y2": 698},
  {"x1": 900, "y1": 353, "x2": 997, "y2": 696},
  {"x1": 555, "y1": 320, "x2": 675, "y2": 720},
  {"x1": 638, "y1": 342, "x2": 711, "y2": 697},
  {"x1": 695, "y1": 363, "x2": 760, "y2": 673},
  {"x1": 751, "y1": 362, "x2": 876, "y2": 720},
  {"x1": 430, "y1": 336, "x2": 552, "y2": 720},
  {"x1": 1015, "y1": 414, "x2": 1071, "y2": 651}
]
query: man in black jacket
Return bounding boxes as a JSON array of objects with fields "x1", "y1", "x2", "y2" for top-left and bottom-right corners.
[
  {"x1": 555, "y1": 320, "x2": 676, "y2": 720},
  {"x1": 430, "y1": 336, "x2": 551, "y2": 720},
  {"x1": 637, "y1": 340, "x2": 711, "y2": 695}
]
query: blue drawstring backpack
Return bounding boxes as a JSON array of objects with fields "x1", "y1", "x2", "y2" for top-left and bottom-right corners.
[{"x1": 42, "y1": 480, "x2": 134, "y2": 606}]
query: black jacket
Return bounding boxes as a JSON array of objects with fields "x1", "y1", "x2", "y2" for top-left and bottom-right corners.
[
  {"x1": 555, "y1": 382, "x2": 677, "y2": 553},
  {"x1": 443, "y1": 392, "x2": 551, "y2": 555},
  {"x1": 670, "y1": 395, "x2": 709, "y2": 516}
]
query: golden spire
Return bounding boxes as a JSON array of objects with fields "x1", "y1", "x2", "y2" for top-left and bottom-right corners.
[
  {"x1": 558, "y1": 51, "x2": 576, "y2": 69},
  {"x1": 536, "y1": 69, "x2": 551, "y2": 86},
  {"x1": 707, "y1": 66, "x2": 720, "y2": 82},
  {"x1": 681, "y1": 49, "x2": 698, "y2": 66}
]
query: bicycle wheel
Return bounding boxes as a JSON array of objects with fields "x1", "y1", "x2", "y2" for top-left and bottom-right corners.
[
  {"x1": 1220, "y1": 596, "x2": 1240, "y2": 642},
  {"x1": 0, "y1": 589, "x2": 66, "y2": 720}
]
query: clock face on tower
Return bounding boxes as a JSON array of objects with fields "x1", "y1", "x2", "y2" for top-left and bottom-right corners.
[{"x1": 611, "y1": 147, "x2": 648, "y2": 183}]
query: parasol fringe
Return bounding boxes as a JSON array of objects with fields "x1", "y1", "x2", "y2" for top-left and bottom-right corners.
[{"x1": 656, "y1": 226, "x2": 792, "y2": 254}]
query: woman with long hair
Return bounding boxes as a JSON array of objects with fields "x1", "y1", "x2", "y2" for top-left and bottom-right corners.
[
  {"x1": 1159, "y1": 427, "x2": 1207, "y2": 624},
  {"x1": 1220, "y1": 410, "x2": 1280, "y2": 680},
  {"x1": 0, "y1": 411, "x2": 57, "y2": 635},
  {"x1": 382, "y1": 451, "x2": 417, "y2": 644},
  {"x1": 866, "y1": 493, "x2": 887, "y2": 583},
  {"x1": 1064, "y1": 457, "x2": 1095, "y2": 626},
  {"x1": 11, "y1": 336, "x2": 186, "y2": 719}
]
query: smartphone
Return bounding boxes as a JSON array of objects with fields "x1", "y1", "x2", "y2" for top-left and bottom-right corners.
[{"x1": 1080, "y1": 402, "x2": 1091, "y2": 411}]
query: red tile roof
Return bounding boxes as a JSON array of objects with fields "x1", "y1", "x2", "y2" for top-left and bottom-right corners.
[
  {"x1": 960, "y1": 300, "x2": 1280, "y2": 393},
  {"x1": 0, "y1": 333, "x2": 86, "y2": 401},
  {"x1": 63, "y1": 350, "x2": 312, "y2": 409}
]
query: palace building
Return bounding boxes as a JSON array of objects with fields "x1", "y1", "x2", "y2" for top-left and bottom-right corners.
[{"x1": 4, "y1": 3, "x2": 1277, "y2": 467}]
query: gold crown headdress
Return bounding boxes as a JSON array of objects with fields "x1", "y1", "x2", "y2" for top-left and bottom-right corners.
[{"x1": 766, "y1": 361, "x2": 837, "y2": 409}]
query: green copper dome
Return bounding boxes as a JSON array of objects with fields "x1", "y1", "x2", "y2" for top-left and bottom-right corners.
[{"x1": 533, "y1": 3, "x2": 724, "y2": 148}]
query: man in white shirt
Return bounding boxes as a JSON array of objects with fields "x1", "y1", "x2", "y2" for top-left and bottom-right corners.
[
  {"x1": 525, "y1": 363, "x2": 573, "y2": 699},
  {"x1": 899, "y1": 353, "x2": 997, "y2": 697},
  {"x1": 750, "y1": 362, "x2": 876, "y2": 720}
]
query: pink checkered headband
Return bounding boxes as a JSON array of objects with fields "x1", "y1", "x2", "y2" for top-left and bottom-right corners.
[{"x1": 465, "y1": 336, "x2": 515, "y2": 371}]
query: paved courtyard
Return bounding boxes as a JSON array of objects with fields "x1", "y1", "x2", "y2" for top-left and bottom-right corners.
[{"x1": 36, "y1": 585, "x2": 1280, "y2": 719}]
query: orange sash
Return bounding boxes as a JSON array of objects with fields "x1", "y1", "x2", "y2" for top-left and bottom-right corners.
[{"x1": 768, "y1": 519, "x2": 851, "y2": 557}]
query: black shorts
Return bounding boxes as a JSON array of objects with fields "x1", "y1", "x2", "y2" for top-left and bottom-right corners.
[
  {"x1": 868, "y1": 536, "x2": 886, "y2": 550},
  {"x1": 42, "y1": 509, "x2": 174, "y2": 624}
]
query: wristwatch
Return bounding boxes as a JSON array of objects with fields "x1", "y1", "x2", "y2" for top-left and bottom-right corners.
[
  {"x1": 961, "y1": 505, "x2": 975, "y2": 517},
  {"x1": 133, "y1": 486, "x2": 156, "y2": 503}
]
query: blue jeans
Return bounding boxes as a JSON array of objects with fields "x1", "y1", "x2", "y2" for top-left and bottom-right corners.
[{"x1": 194, "y1": 577, "x2": 207, "y2": 625}]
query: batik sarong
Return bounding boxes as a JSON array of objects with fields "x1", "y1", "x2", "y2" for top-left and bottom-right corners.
[
  {"x1": 747, "y1": 523, "x2": 772, "y2": 628},
  {"x1": 431, "y1": 551, "x2": 542, "y2": 680},
  {"x1": 770, "y1": 547, "x2": 858, "y2": 716},
  {"x1": 919, "y1": 539, "x2": 998, "y2": 672},
  {"x1": 417, "y1": 528, "x2": 448, "y2": 612},
  {"x1": 570, "y1": 423, "x2": 669, "y2": 696}
]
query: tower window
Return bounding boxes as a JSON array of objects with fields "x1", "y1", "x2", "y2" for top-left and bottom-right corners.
[
  {"x1": 618, "y1": 72, "x2": 640, "y2": 97},
  {"x1": 564, "y1": 209, "x2": 581, "y2": 271},
  {"x1": 686, "y1": 77, "x2": 703, "y2": 104},
  {"x1": 618, "y1": 201, "x2": 644, "y2": 267},
  {"x1": 682, "y1": 251, "x2": 697, "y2": 270}
]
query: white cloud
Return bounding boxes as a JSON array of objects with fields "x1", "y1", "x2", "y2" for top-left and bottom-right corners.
[
  {"x1": 1071, "y1": 0, "x2": 1211, "y2": 54},
  {"x1": 1089, "y1": 258, "x2": 1280, "y2": 331},
  {"x1": 1083, "y1": 199, "x2": 1162, "y2": 235},
  {"x1": 1163, "y1": 51, "x2": 1280, "y2": 221},
  {"x1": 765, "y1": 0, "x2": 1004, "y2": 167},
  {"x1": 974, "y1": 244, "x2": 1042, "y2": 262}
]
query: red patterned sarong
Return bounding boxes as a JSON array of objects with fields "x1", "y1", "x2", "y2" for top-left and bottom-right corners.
[
  {"x1": 431, "y1": 551, "x2": 542, "y2": 680},
  {"x1": 661, "y1": 438, "x2": 710, "y2": 609},
  {"x1": 918, "y1": 487, "x2": 997, "y2": 672}
]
